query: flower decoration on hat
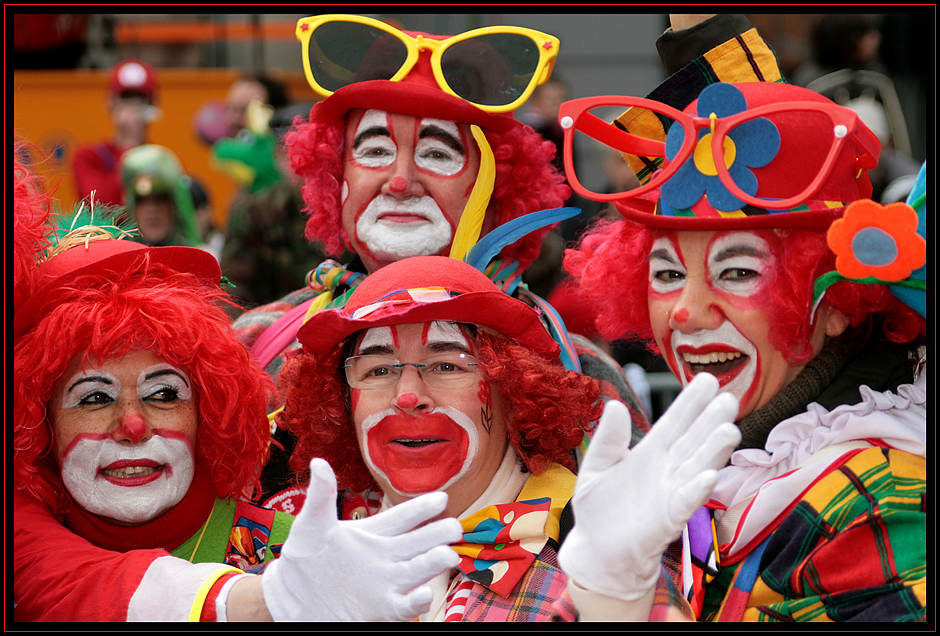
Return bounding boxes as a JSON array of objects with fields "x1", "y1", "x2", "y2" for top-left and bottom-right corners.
[
  {"x1": 661, "y1": 83, "x2": 780, "y2": 215},
  {"x1": 812, "y1": 197, "x2": 927, "y2": 315}
]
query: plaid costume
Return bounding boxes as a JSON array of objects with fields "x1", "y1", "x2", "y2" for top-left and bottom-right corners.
[{"x1": 701, "y1": 446, "x2": 926, "y2": 622}]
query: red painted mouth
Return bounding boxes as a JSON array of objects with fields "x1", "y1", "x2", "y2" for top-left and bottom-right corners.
[
  {"x1": 377, "y1": 212, "x2": 430, "y2": 224},
  {"x1": 675, "y1": 345, "x2": 749, "y2": 386},
  {"x1": 367, "y1": 412, "x2": 470, "y2": 494},
  {"x1": 98, "y1": 459, "x2": 167, "y2": 487}
]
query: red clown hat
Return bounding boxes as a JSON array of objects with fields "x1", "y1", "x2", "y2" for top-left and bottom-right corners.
[
  {"x1": 298, "y1": 256, "x2": 560, "y2": 360},
  {"x1": 14, "y1": 238, "x2": 220, "y2": 339}
]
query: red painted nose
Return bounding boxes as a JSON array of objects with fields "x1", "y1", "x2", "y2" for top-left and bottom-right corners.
[
  {"x1": 388, "y1": 176, "x2": 409, "y2": 194},
  {"x1": 115, "y1": 414, "x2": 151, "y2": 444},
  {"x1": 396, "y1": 393, "x2": 419, "y2": 410}
]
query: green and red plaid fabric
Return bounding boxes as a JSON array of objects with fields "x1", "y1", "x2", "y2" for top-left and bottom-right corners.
[{"x1": 700, "y1": 447, "x2": 926, "y2": 622}]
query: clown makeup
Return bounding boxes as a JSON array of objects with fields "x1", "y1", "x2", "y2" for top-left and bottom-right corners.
[
  {"x1": 341, "y1": 109, "x2": 482, "y2": 273},
  {"x1": 49, "y1": 349, "x2": 197, "y2": 525},
  {"x1": 350, "y1": 322, "x2": 507, "y2": 518},
  {"x1": 647, "y1": 230, "x2": 819, "y2": 419}
]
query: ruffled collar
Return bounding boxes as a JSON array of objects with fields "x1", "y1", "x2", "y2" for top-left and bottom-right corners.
[{"x1": 714, "y1": 372, "x2": 927, "y2": 509}]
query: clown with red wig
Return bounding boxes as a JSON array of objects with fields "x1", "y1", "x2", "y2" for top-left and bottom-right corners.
[
  {"x1": 274, "y1": 255, "x2": 740, "y2": 621},
  {"x1": 231, "y1": 14, "x2": 654, "y2": 507},
  {"x1": 12, "y1": 177, "x2": 463, "y2": 621},
  {"x1": 557, "y1": 77, "x2": 927, "y2": 621}
]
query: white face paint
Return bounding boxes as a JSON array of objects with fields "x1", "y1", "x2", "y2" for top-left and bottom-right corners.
[
  {"x1": 346, "y1": 110, "x2": 471, "y2": 265},
  {"x1": 354, "y1": 194, "x2": 454, "y2": 260},
  {"x1": 50, "y1": 351, "x2": 198, "y2": 525},
  {"x1": 648, "y1": 230, "x2": 809, "y2": 418},
  {"x1": 670, "y1": 320, "x2": 758, "y2": 403},
  {"x1": 59, "y1": 434, "x2": 195, "y2": 525}
]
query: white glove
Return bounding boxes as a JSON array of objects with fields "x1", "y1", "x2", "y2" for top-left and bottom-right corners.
[
  {"x1": 261, "y1": 458, "x2": 462, "y2": 621},
  {"x1": 559, "y1": 373, "x2": 741, "y2": 602}
]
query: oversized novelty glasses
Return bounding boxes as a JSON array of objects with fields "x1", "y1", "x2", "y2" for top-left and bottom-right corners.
[
  {"x1": 558, "y1": 95, "x2": 880, "y2": 211},
  {"x1": 344, "y1": 352, "x2": 480, "y2": 390},
  {"x1": 296, "y1": 14, "x2": 559, "y2": 113}
]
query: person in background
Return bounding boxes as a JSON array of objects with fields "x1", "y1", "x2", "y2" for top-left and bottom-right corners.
[
  {"x1": 186, "y1": 174, "x2": 226, "y2": 261},
  {"x1": 224, "y1": 74, "x2": 290, "y2": 140},
  {"x1": 73, "y1": 58, "x2": 160, "y2": 206},
  {"x1": 120, "y1": 144, "x2": 202, "y2": 249},
  {"x1": 217, "y1": 101, "x2": 332, "y2": 307}
]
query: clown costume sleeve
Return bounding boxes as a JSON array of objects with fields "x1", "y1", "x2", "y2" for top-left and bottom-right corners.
[{"x1": 13, "y1": 490, "x2": 241, "y2": 621}]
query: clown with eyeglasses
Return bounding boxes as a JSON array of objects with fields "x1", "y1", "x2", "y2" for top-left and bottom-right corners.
[
  {"x1": 272, "y1": 254, "x2": 743, "y2": 621},
  {"x1": 558, "y1": 57, "x2": 927, "y2": 625}
]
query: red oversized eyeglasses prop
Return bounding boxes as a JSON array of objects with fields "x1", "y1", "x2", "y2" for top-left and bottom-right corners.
[{"x1": 558, "y1": 87, "x2": 879, "y2": 212}]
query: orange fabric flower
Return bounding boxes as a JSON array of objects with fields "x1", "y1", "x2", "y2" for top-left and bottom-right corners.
[{"x1": 827, "y1": 200, "x2": 926, "y2": 282}]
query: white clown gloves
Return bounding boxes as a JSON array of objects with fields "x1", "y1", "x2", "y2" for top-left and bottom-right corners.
[
  {"x1": 559, "y1": 373, "x2": 741, "y2": 602},
  {"x1": 261, "y1": 458, "x2": 462, "y2": 621}
]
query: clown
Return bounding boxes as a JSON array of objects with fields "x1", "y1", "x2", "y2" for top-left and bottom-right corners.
[
  {"x1": 559, "y1": 80, "x2": 927, "y2": 621},
  {"x1": 276, "y1": 255, "x2": 741, "y2": 621},
  {"x1": 233, "y1": 14, "x2": 650, "y2": 507},
  {"x1": 12, "y1": 196, "x2": 462, "y2": 622}
]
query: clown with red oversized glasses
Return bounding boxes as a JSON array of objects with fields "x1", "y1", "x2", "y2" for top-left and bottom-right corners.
[{"x1": 558, "y1": 78, "x2": 927, "y2": 622}]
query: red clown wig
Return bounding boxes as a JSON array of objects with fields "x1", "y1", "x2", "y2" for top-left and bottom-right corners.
[
  {"x1": 284, "y1": 110, "x2": 570, "y2": 271},
  {"x1": 277, "y1": 328, "x2": 601, "y2": 493},
  {"x1": 13, "y1": 261, "x2": 276, "y2": 516}
]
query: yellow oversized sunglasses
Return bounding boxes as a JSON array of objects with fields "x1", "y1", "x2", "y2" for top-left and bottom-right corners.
[{"x1": 296, "y1": 14, "x2": 559, "y2": 113}]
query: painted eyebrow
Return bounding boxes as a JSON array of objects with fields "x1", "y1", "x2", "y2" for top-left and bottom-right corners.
[
  {"x1": 648, "y1": 248, "x2": 679, "y2": 263},
  {"x1": 426, "y1": 341, "x2": 473, "y2": 355},
  {"x1": 418, "y1": 125, "x2": 465, "y2": 154},
  {"x1": 67, "y1": 375, "x2": 113, "y2": 393},
  {"x1": 357, "y1": 344, "x2": 395, "y2": 357},
  {"x1": 712, "y1": 245, "x2": 768, "y2": 262},
  {"x1": 144, "y1": 368, "x2": 189, "y2": 387},
  {"x1": 353, "y1": 126, "x2": 391, "y2": 149},
  {"x1": 356, "y1": 342, "x2": 473, "y2": 357}
]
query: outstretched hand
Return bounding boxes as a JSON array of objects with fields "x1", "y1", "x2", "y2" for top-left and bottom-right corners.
[
  {"x1": 559, "y1": 373, "x2": 740, "y2": 602},
  {"x1": 261, "y1": 458, "x2": 462, "y2": 621}
]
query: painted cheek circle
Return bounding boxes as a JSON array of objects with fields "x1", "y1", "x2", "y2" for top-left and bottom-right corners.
[{"x1": 367, "y1": 412, "x2": 471, "y2": 495}]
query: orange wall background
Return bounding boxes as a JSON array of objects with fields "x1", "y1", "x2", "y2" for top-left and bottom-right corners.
[{"x1": 13, "y1": 68, "x2": 318, "y2": 227}]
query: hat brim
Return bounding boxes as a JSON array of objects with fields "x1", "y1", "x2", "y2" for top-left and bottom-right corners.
[
  {"x1": 311, "y1": 81, "x2": 521, "y2": 134},
  {"x1": 14, "y1": 242, "x2": 220, "y2": 338},
  {"x1": 612, "y1": 196, "x2": 845, "y2": 231},
  {"x1": 299, "y1": 290, "x2": 560, "y2": 361}
]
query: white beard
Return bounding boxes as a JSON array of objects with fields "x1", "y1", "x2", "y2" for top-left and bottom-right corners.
[
  {"x1": 355, "y1": 195, "x2": 453, "y2": 262},
  {"x1": 60, "y1": 434, "x2": 195, "y2": 525}
]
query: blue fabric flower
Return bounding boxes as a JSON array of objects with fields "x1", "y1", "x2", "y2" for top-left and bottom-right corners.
[{"x1": 661, "y1": 83, "x2": 781, "y2": 212}]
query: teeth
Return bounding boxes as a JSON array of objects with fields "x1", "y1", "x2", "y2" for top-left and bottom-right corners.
[
  {"x1": 102, "y1": 466, "x2": 158, "y2": 478},
  {"x1": 682, "y1": 351, "x2": 742, "y2": 365}
]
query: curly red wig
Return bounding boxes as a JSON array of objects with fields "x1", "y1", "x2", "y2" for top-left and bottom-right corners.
[
  {"x1": 276, "y1": 328, "x2": 600, "y2": 493},
  {"x1": 564, "y1": 218, "x2": 926, "y2": 365},
  {"x1": 284, "y1": 113, "x2": 570, "y2": 270},
  {"x1": 13, "y1": 261, "x2": 276, "y2": 516},
  {"x1": 13, "y1": 154, "x2": 52, "y2": 314}
]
